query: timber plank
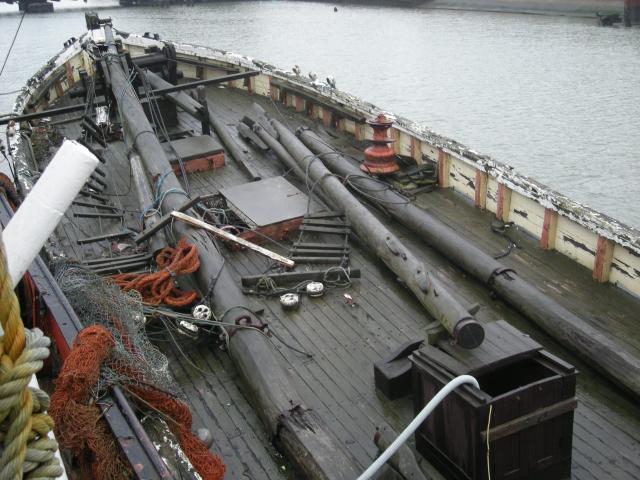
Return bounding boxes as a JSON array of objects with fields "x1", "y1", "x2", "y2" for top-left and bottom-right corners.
[{"x1": 166, "y1": 343, "x2": 285, "y2": 479}]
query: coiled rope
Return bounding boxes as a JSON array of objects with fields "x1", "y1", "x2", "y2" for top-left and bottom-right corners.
[
  {"x1": 111, "y1": 238, "x2": 200, "y2": 307},
  {"x1": 0, "y1": 234, "x2": 62, "y2": 479}
]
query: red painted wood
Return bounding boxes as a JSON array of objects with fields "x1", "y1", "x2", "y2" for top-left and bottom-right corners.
[
  {"x1": 593, "y1": 236, "x2": 611, "y2": 281},
  {"x1": 47, "y1": 311, "x2": 71, "y2": 360},
  {"x1": 171, "y1": 153, "x2": 225, "y2": 176},
  {"x1": 541, "y1": 208, "x2": 553, "y2": 249},
  {"x1": 65, "y1": 62, "x2": 75, "y2": 86},
  {"x1": 497, "y1": 184, "x2": 505, "y2": 220},
  {"x1": 228, "y1": 217, "x2": 303, "y2": 250},
  {"x1": 322, "y1": 108, "x2": 331, "y2": 127},
  {"x1": 305, "y1": 101, "x2": 314, "y2": 119},
  {"x1": 54, "y1": 81, "x2": 64, "y2": 98},
  {"x1": 270, "y1": 85, "x2": 279, "y2": 101},
  {"x1": 437, "y1": 150, "x2": 447, "y2": 188},
  {"x1": 474, "y1": 170, "x2": 483, "y2": 208}
]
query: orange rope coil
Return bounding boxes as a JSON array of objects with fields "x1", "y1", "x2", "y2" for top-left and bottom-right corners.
[{"x1": 112, "y1": 238, "x2": 200, "y2": 307}]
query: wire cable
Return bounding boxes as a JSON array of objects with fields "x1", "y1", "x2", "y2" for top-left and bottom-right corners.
[
  {"x1": 0, "y1": 9, "x2": 27, "y2": 78},
  {"x1": 0, "y1": 89, "x2": 22, "y2": 96}
]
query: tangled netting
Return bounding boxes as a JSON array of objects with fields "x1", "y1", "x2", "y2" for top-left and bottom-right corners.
[
  {"x1": 56, "y1": 264, "x2": 178, "y2": 395},
  {"x1": 52, "y1": 266, "x2": 225, "y2": 480},
  {"x1": 111, "y1": 238, "x2": 200, "y2": 307}
]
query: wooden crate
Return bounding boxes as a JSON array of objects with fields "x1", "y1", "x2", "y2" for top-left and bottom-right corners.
[{"x1": 410, "y1": 320, "x2": 577, "y2": 480}]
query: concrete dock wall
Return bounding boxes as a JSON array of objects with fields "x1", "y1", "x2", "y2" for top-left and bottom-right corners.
[
  {"x1": 304, "y1": 0, "x2": 623, "y2": 17},
  {"x1": 419, "y1": 0, "x2": 622, "y2": 17}
]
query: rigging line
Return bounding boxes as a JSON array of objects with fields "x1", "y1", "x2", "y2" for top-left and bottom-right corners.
[
  {"x1": 0, "y1": 89, "x2": 22, "y2": 96},
  {"x1": 138, "y1": 67, "x2": 191, "y2": 196},
  {"x1": 0, "y1": 9, "x2": 27, "y2": 78}
]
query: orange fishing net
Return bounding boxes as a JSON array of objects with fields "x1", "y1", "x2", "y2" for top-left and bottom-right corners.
[
  {"x1": 111, "y1": 238, "x2": 200, "y2": 307},
  {"x1": 50, "y1": 325, "x2": 225, "y2": 480},
  {"x1": 129, "y1": 385, "x2": 226, "y2": 480},
  {"x1": 49, "y1": 326, "x2": 131, "y2": 480}
]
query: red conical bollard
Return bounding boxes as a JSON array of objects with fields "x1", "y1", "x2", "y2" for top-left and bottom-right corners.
[{"x1": 361, "y1": 114, "x2": 399, "y2": 175}]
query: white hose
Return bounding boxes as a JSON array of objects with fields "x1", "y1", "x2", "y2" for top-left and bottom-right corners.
[{"x1": 357, "y1": 374, "x2": 480, "y2": 480}]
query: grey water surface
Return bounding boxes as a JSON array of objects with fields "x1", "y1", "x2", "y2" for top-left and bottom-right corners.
[{"x1": 1, "y1": 1, "x2": 639, "y2": 228}]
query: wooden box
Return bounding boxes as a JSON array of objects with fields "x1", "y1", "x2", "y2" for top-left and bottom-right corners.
[{"x1": 410, "y1": 320, "x2": 577, "y2": 480}]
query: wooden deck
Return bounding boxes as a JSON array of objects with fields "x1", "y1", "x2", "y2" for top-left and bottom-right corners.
[{"x1": 47, "y1": 84, "x2": 640, "y2": 480}]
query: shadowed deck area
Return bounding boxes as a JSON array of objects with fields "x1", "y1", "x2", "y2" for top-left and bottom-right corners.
[{"x1": 47, "y1": 83, "x2": 640, "y2": 480}]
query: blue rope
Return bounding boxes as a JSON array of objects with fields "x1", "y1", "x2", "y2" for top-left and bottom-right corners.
[{"x1": 140, "y1": 170, "x2": 189, "y2": 222}]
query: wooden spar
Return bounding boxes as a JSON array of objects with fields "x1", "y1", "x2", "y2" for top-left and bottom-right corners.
[
  {"x1": 96, "y1": 19, "x2": 360, "y2": 479},
  {"x1": 0, "y1": 72, "x2": 258, "y2": 127},
  {"x1": 150, "y1": 70, "x2": 260, "y2": 95},
  {"x1": 143, "y1": 70, "x2": 262, "y2": 181},
  {"x1": 246, "y1": 108, "x2": 336, "y2": 210},
  {"x1": 296, "y1": 128, "x2": 640, "y2": 401},
  {"x1": 269, "y1": 118, "x2": 485, "y2": 349},
  {"x1": 170, "y1": 211, "x2": 295, "y2": 267},
  {"x1": 0, "y1": 103, "x2": 105, "y2": 126}
]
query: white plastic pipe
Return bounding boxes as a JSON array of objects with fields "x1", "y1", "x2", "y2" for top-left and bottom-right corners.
[
  {"x1": 3, "y1": 139, "x2": 99, "y2": 287},
  {"x1": 357, "y1": 374, "x2": 480, "y2": 480}
]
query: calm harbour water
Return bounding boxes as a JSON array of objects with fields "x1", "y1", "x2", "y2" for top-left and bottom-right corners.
[{"x1": 1, "y1": 1, "x2": 639, "y2": 228}]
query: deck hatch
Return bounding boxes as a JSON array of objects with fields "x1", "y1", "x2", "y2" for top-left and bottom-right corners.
[{"x1": 219, "y1": 176, "x2": 314, "y2": 228}]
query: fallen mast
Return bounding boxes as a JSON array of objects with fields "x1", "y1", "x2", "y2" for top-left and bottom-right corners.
[
  {"x1": 270, "y1": 118, "x2": 485, "y2": 349},
  {"x1": 296, "y1": 127, "x2": 640, "y2": 401},
  {"x1": 95, "y1": 18, "x2": 360, "y2": 480}
]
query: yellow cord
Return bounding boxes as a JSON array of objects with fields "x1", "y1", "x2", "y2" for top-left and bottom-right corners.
[
  {"x1": 486, "y1": 404, "x2": 493, "y2": 480},
  {"x1": 0, "y1": 232, "x2": 62, "y2": 478}
]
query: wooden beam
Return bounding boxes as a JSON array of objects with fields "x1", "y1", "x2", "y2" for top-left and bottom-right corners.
[
  {"x1": 170, "y1": 211, "x2": 295, "y2": 268},
  {"x1": 411, "y1": 136, "x2": 422, "y2": 163},
  {"x1": 496, "y1": 183, "x2": 512, "y2": 221},
  {"x1": 321, "y1": 107, "x2": 331, "y2": 127},
  {"x1": 593, "y1": 235, "x2": 615, "y2": 282},
  {"x1": 481, "y1": 398, "x2": 577, "y2": 443},
  {"x1": 150, "y1": 70, "x2": 260, "y2": 95},
  {"x1": 437, "y1": 150, "x2": 450, "y2": 188},
  {"x1": 540, "y1": 208, "x2": 559, "y2": 250},
  {"x1": 474, "y1": 170, "x2": 488, "y2": 209}
]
